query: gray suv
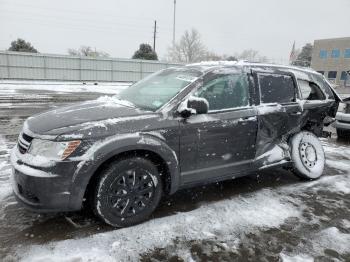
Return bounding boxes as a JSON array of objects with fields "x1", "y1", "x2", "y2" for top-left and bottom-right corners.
[{"x1": 11, "y1": 62, "x2": 340, "y2": 227}]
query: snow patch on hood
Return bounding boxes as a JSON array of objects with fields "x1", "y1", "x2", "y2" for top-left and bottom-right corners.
[
  {"x1": 96, "y1": 96, "x2": 136, "y2": 108},
  {"x1": 81, "y1": 115, "x2": 157, "y2": 131}
]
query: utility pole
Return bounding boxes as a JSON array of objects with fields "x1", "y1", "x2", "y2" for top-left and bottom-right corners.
[
  {"x1": 173, "y1": 0, "x2": 176, "y2": 46},
  {"x1": 153, "y1": 20, "x2": 157, "y2": 52}
]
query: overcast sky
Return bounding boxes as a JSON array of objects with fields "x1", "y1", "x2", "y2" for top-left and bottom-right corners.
[{"x1": 1, "y1": 0, "x2": 349, "y2": 63}]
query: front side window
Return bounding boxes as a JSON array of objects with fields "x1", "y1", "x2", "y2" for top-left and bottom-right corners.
[
  {"x1": 194, "y1": 73, "x2": 249, "y2": 111},
  {"x1": 118, "y1": 68, "x2": 202, "y2": 111},
  {"x1": 258, "y1": 73, "x2": 295, "y2": 104}
]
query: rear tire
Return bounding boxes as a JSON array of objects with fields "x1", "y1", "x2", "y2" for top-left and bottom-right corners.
[
  {"x1": 92, "y1": 157, "x2": 163, "y2": 227},
  {"x1": 290, "y1": 131, "x2": 325, "y2": 180}
]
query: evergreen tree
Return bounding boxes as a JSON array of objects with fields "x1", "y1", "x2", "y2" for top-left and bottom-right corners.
[
  {"x1": 132, "y1": 44, "x2": 158, "y2": 60},
  {"x1": 8, "y1": 38, "x2": 38, "y2": 53},
  {"x1": 293, "y1": 43, "x2": 313, "y2": 67},
  {"x1": 226, "y1": 56, "x2": 238, "y2": 61}
]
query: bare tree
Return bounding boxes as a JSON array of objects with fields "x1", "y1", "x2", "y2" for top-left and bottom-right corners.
[
  {"x1": 234, "y1": 49, "x2": 269, "y2": 63},
  {"x1": 168, "y1": 28, "x2": 207, "y2": 63},
  {"x1": 237, "y1": 49, "x2": 259, "y2": 61},
  {"x1": 203, "y1": 51, "x2": 223, "y2": 61},
  {"x1": 68, "y1": 46, "x2": 110, "y2": 58},
  {"x1": 222, "y1": 55, "x2": 238, "y2": 61}
]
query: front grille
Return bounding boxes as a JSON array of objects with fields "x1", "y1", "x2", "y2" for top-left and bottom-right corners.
[{"x1": 17, "y1": 132, "x2": 33, "y2": 154}]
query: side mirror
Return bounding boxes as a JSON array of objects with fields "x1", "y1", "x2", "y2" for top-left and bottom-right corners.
[{"x1": 178, "y1": 96, "x2": 209, "y2": 118}]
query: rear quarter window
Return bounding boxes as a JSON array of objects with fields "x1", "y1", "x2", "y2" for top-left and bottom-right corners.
[
  {"x1": 309, "y1": 73, "x2": 335, "y2": 100},
  {"x1": 298, "y1": 79, "x2": 326, "y2": 100},
  {"x1": 258, "y1": 73, "x2": 296, "y2": 104}
]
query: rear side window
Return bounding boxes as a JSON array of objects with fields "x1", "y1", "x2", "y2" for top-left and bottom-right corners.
[
  {"x1": 258, "y1": 73, "x2": 295, "y2": 104},
  {"x1": 298, "y1": 80, "x2": 325, "y2": 100},
  {"x1": 309, "y1": 73, "x2": 335, "y2": 99}
]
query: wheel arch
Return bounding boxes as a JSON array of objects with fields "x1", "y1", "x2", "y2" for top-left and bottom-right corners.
[{"x1": 68, "y1": 134, "x2": 180, "y2": 210}]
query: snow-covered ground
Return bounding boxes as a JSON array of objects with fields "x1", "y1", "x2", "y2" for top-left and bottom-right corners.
[
  {"x1": 0, "y1": 135, "x2": 13, "y2": 203},
  {"x1": 1, "y1": 134, "x2": 349, "y2": 261},
  {"x1": 0, "y1": 82, "x2": 349, "y2": 261}
]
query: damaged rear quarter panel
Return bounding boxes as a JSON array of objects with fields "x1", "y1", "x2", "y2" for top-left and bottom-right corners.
[{"x1": 251, "y1": 66, "x2": 339, "y2": 167}]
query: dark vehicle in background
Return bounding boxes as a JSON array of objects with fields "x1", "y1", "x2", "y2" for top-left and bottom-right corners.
[{"x1": 11, "y1": 62, "x2": 340, "y2": 227}]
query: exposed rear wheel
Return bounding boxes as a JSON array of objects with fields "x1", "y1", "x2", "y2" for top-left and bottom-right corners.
[
  {"x1": 290, "y1": 131, "x2": 325, "y2": 180},
  {"x1": 93, "y1": 157, "x2": 162, "y2": 227}
]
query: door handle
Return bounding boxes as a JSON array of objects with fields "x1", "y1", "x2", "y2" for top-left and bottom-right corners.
[
  {"x1": 239, "y1": 116, "x2": 255, "y2": 121},
  {"x1": 238, "y1": 116, "x2": 254, "y2": 125}
]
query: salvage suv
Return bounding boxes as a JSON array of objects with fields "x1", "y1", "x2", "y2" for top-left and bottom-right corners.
[{"x1": 11, "y1": 62, "x2": 340, "y2": 227}]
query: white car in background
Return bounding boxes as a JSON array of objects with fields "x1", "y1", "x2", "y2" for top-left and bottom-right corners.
[{"x1": 334, "y1": 97, "x2": 350, "y2": 139}]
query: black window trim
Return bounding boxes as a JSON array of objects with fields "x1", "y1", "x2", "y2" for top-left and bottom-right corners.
[
  {"x1": 181, "y1": 72, "x2": 253, "y2": 114},
  {"x1": 255, "y1": 71, "x2": 299, "y2": 105}
]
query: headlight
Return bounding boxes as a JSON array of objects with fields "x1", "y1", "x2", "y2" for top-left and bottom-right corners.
[
  {"x1": 28, "y1": 139, "x2": 81, "y2": 160},
  {"x1": 337, "y1": 103, "x2": 345, "y2": 113}
]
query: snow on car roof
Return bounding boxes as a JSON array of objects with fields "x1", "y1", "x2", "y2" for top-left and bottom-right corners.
[{"x1": 185, "y1": 60, "x2": 321, "y2": 76}]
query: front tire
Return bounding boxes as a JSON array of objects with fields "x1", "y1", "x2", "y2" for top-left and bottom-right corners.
[
  {"x1": 93, "y1": 157, "x2": 163, "y2": 227},
  {"x1": 290, "y1": 131, "x2": 325, "y2": 180}
]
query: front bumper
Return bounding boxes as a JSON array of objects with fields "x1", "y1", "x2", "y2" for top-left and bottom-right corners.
[
  {"x1": 11, "y1": 147, "x2": 84, "y2": 212},
  {"x1": 334, "y1": 120, "x2": 350, "y2": 130},
  {"x1": 334, "y1": 112, "x2": 350, "y2": 130}
]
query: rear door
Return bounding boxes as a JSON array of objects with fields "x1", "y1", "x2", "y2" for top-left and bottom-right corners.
[{"x1": 253, "y1": 70, "x2": 302, "y2": 156}]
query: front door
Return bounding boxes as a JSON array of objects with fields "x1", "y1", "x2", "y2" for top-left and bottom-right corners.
[{"x1": 179, "y1": 69, "x2": 258, "y2": 184}]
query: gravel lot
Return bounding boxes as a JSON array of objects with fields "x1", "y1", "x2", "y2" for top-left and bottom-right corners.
[{"x1": 0, "y1": 82, "x2": 349, "y2": 262}]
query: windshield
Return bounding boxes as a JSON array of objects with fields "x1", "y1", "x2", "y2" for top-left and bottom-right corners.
[{"x1": 117, "y1": 68, "x2": 202, "y2": 111}]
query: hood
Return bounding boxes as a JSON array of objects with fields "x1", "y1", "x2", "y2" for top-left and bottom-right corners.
[{"x1": 25, "y1": 99, "x2": 156, "y2": 138}]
